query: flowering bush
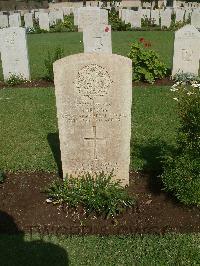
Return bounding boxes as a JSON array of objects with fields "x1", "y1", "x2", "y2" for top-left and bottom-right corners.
[
  {"x1": 161, "y1": 81, "x2": 200, "y2": 205},
  {"x1": 109, "y1": 10, "x2": 132, "y2": 31},
  {"x1": 128, "y1": 38, "x2": 167, "y2": 83}
]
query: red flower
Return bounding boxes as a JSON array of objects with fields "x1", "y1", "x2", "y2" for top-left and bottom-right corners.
[
  {"x1": 139, "y1": 37, "x2": 145, "y2": 43},
  {"x1": 144, "y1": 42, "x2": 148, "y2": 47},
  {"x1": 105, "y1": 26, "x2": 109, "y2": 32}
]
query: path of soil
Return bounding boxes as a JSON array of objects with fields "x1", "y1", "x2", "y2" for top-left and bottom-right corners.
[
  {"x1": 0, "y1": 77, "x2": 174, "y2": 89},
  {"x1": 0, "y1": 171, "x2": 199, "y2": 236}
]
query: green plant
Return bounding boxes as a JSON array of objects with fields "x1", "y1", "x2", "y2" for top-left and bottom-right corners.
[
  {"x1": 50, "y1": 15, "x2": 78, "y2": 32},
  {"x1": 5, "y1": 74, "x2": 27, "y2": 86},
  {"x1": 44, "y1": 47, "x2": 64, "y2": 81},
  {"x1": 128, "y1": 38, "x2": 167, "y2": 83},
  {"x1": 173, "y1": 72, "x2": 200, "y2": 84},
  {"x1": 109, "y1": 10, "x2": 132, "y2": 31},
  {"x1": 46, "y1": 172, "x2": 134, "y2": 218},
  {"x1": 162, "y1": 82, "x2": 200, "y2": 205}
]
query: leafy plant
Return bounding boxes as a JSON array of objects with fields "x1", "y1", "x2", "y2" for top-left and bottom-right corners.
[
  {"x1": 128, "y1": 38, "x2": 167, "y2": 83},
  {"x1": 109, "y1": 10, "x2": 132, "y2": 31},
  {"x1": 50, "y1": 15, "x2": 78, "y2": 32},
  {"x1": 173, "y1": 72, "x2": 200, "y2": 84},
  {"x1": 162, "y1": 82, "x2": 200, "y2": 205},
  {"x1": 5, "y1": 74, "x2": 28, "y2": 86},
  {"x1": 46, "y1": 172, "x2": 134, "y2": 218},
  {"x1": 44, "y1": 47, "x2": 64, "y2": 81}
]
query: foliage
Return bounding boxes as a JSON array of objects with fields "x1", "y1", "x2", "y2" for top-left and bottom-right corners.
[
  {"x1": 128, "y1": 38, "x2": 167, "y2": 83},
  {"x1": 141, "y1": 16, "x2": 158, "y2": 28},
  {"x1": 5, "y1": 74, "x2": 28, "y2": 86},
  {"x1": 46, "y1": 172, "x2": 134, "y2": 218},
  {"x1": 50, "y1": 15, "x2": 78, "y2": 33},
  {"x1": 173, "y1": 72, "x2": 200, "y2": 84},
  {"x1": 108, "y1": 10, "x2": 132, "y2": 31},
  {"x1": 44, "y1": 47, "x2": 64, "y2": 81},
  {"x1": 162, "y1": 82, "x2": 200, "y2": 205}
]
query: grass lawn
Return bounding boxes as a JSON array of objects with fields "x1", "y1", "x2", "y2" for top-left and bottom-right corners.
[
  {"x1": 0, "y1": 234, "x2": 199, "y2": 265},
  {"x1": 0, "y1": 31, "x2": 174, "y2": 81},
  {"x1": 0, "y1": 86, "x2": 178, "y2": 173}
]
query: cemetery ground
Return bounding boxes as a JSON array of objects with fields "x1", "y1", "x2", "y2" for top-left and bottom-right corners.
[
  {"x1": 0, "y1": 31, "x2": 200, "y2": 264},
  {"x1": 0, "y1": 31, "x2": 174, "y2": 82}
]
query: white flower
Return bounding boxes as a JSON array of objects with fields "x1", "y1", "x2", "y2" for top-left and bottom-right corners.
[
  {"x1": 191, "y1": 83, "x2": 200, "y2": 88},
  {"x1": 173, "y1": 97, "x2": 179, "y2": 101}
]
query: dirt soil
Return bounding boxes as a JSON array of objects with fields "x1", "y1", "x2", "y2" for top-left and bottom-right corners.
[
  {"x1": 0, "y1": 171, "x2": 199, "y2": 236},
  {"x1": 0, "y1": 77, "x2": 174, "y2": 89}
]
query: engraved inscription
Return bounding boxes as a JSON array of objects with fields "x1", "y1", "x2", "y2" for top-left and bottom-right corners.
[
  {"x1": 74, "y1": 64, "x2": 113, "y2": 159},
  {"x1": 182, "y1": 49, "x2": 193, "y2": 61}
]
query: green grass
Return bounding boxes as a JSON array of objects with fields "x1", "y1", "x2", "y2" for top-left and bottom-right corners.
[
  {"x1": 0, "y1": 234, "x2": 199, "y2": 265},
  {"x1": 0, "y1": 86, "x2": 178, "y2": 173},
  {"x1": 0, "y1": 31, "x2": 174, "y2": 81}
]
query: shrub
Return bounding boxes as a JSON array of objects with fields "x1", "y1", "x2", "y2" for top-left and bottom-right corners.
[
  {"x1": 128, "y1": 38, "x2": 167, "y2": 83},
  {"x1": 46, "y1": 172, "x2": 134, "y2": 218},
  {"x1": 5, "y1": 74, "x2": 28, "y2": 86},
  {"x1": 162, "y1": 82, "x2": 200, "y2": 205},
  {"x1": 50, "y1": 15, "x2": 78, "y2": 32},
  {"x1": 173, "y1": 72, "x2": 200, "y2": 84},
  {"x1": 44, "y1": 47, "x2": 64, "y2": 81},
  {"x1": 109, "y1": 10, "x2": 132, "y2": 31}
]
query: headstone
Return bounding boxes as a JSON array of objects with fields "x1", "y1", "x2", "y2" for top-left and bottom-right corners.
[
  {"x1": 73, "y1": 8, "x2": 78, "y2": 26},
  {"x1": 160, "y1": 9, "x2": 172, "y2": 28},
  {"x1": 151, "y1": 9, "x2": 160, "y2": 25},
  {"x1": 172, "y1": 25, "x2": 200, "y2": 76},
  {"x1": 49, "y1": 11, "x2": 64, "y2": 26},
  {"x1": 24, "y1": 13, "x2": 33, "y2": 28},
  {"x1": 0, "y1": 15, "x2": 8, "y2": 28},
  {"x1": 191, "y1": 10, "x2": 200, "y2": 28},
  {"x1": 53, "y1": 53, "x2": 132, "y2": 186},
  {"x1": 39, "y1": 13, "x2": 49, "y2": 31},
  {"x1": 9, "y1": 13, "x2": 21, "y2": 27},
  {"x1": 0, "y1": 27, "x2": 30, "y2": 80},
  {"x1": 129, "y1": 10, "x2": 141, "y2": 28},
  {"x1": 62, "y1": 7, "x2": 71, "y2": 16},
  {"x1": 77, "y1": 7, "x2": 108, "y2": 31},
  {"x1": 175, "y1": 9, "x2": 185, "y2": 22},
  {"x1": 83, "y1": 24, "x2": 112, "y2": 53}
]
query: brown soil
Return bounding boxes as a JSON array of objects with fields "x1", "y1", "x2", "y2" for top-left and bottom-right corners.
[
  {"x1": 0, "y1": 80, "x2": 54, "y2": 89},
  {"x1": 0, "y1": 77, "x2": 174, "y2": 89},
  {"x1": 132, "y1": 77, "x2": 174, "y2": 87},
  {"x1": 0, "y1": 171, "x2": 199, "y2": 236}
]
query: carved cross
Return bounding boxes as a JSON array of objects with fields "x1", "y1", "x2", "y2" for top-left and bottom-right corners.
[{"x1": 84, "y1": 99, "x2": 104, "y2": 159}]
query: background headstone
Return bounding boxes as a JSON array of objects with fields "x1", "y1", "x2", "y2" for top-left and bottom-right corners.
[
  {"x1": 0, "y1": 27, "x2": 30, "y2": 80},
  {"x1": 172, "y1": 25, "x2": 200, "y2": 75},
  {"x1": 83, "y1": 24, "x2": 112, "y2": 53},
  {"x1": 9, "y1": 13, "x2": 21, "y2": 27},
  {"x1": 24, "y1": 13, "x2": 33, "y2": 28},
  {"x1": 39, "y1": 13, "x2": 49, "y2": 31},
  {"x1": 53, "y1": 53, "x2": 132, "y2": 186},
  {"x1": 0, "y1": 15, "x2": 8, "y2": 28}
]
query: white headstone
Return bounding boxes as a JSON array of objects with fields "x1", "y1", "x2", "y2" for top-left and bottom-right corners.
[
  {"x1": 160, "y1": 9, "x2": 172, "y2": 28},
  {"x1": 0, "y1": 27, "x2": 30, "y2": 80},
  {"x1": 0, "y1": 15, "x2": 8, "y2": 28},
  {"x1": 77, "y1": 7, "x2": 108, "y2": 31},
  {"x1": 175, "y1": 9, "x2": 185, "y2": 22},
  {"x1": 49, "y1": 11, "x2": 64, "y2": 26},
  {"x1": 191, "y1": 10, "x2": 200, "y2": 28},
  {"x1": 129, "y1": 11, "x2": 141, "y2": 28},
  {"x1": 39, "y1": 13, "x2": 49, "y2": 31},
  {"x1": 172, "y1": 25, "x2": 200, "y2": 76},
  {"x1": 53, "y1": 53, "x2": 132, "y2": 186},
  {"x1": 24, "y1": 13, "x2": 33, "y2": 28},
  {"x1": 83, "y1": 24, "x2": 112, "y2": 53},
  {"x1": 9, "y1": 13, "x2": 21, "y2": 27}
]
